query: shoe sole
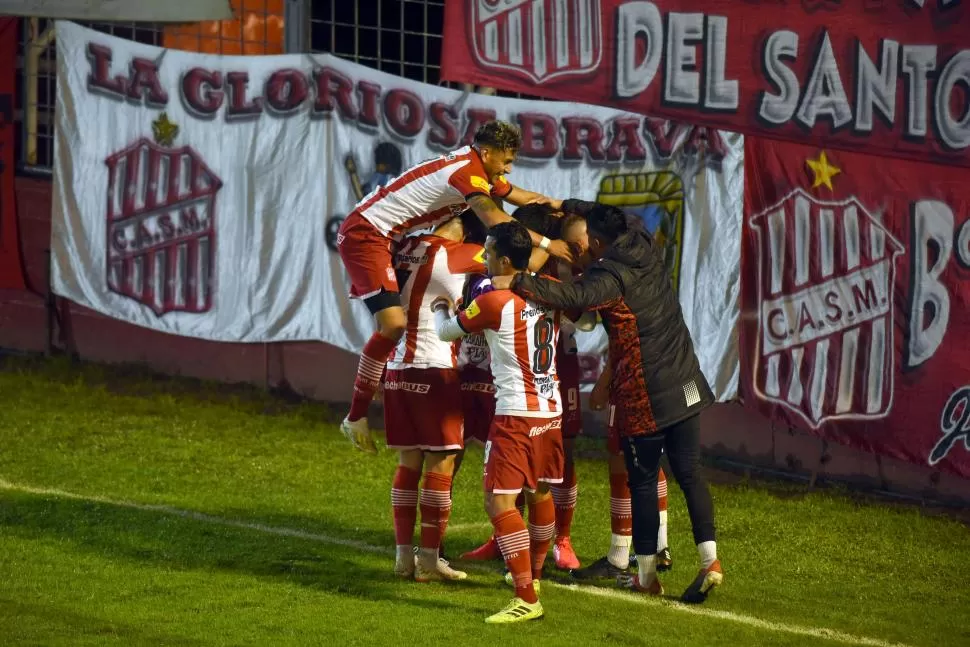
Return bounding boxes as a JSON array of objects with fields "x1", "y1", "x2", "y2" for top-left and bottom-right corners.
[{"x1": 485, "y1": 610, "x2": 544, "y2": 624}]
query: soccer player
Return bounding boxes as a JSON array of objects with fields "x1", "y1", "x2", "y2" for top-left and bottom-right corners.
[
  {"x1": 493, "y1": 204, "x2": 721, "y2": 603},
  {"x1": 385, "y1": 210, "x2": 486, "y2": 582},
  {"x1": 434, "y1": 221, "x2": 563, "y2": 624},
  {"x1": 458, "y1": 204, "x2": 582, "y2": 568},
  {"x1": 337, "y1": 120, "x2": 572, "y2": 453}
]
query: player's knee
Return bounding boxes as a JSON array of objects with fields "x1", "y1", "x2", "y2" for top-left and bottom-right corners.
[
  {"x1": 378, "y1": 321, "x2": 406, "y2": 341},
  {"x1": 425, "y1": 452, "x2": 456, "y2": 475}
]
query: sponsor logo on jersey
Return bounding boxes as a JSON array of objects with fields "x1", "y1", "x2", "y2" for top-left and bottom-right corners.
[
  {"x1": 382, "y1": 380, "x2": 431, "y2": 394},
  {"x1": 470, "y1": 175, "x2": 490, "y2": 192}
]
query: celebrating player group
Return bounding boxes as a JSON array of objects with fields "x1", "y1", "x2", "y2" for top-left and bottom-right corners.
[{"x1": 336, "y1": 121, "x2": 723, "y2": 624}]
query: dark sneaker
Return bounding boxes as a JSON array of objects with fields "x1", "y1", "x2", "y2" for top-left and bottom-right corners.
[{"x1": 571, "y1": 556, "x2": 628, "y2": 581}]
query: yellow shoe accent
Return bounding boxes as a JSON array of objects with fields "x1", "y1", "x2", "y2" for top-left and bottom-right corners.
[{"x1": 485, "y1": 597, "x2": 544, "y2": 624}]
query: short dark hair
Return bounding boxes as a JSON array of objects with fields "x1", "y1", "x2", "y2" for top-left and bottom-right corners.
[
  {"x1": 458, "y1": 208, "x2": 488, "y2": 245},
  {"x1": 512, "y1": 203, "x2": 562, "y2": 239},
  {"x1": 474, "y1": 120, "x2": 522, "y2": 152},
  {"x1": 487, "y1": 221, "x2": 532, "y2": 270},
  {"x1": 586, "y1": 204, "x2": 629, "y2": 243}
]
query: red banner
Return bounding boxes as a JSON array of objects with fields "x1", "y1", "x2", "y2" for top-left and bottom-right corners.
[
  {"x1": 739, "y1": 137, "x2": 970, "y2": 478},
  {"x1": 442, "y1": 0, "x2": 970, "y2": 168},
  {"x1": 0, "y1": 16, "x2": 25, "y2": 290}
]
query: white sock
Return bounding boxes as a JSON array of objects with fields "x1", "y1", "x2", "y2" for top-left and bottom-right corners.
[
  {"x1": 607, "y1": 533, "x2": 632, "y2": 569},
  {"x1": 418, "y1": 546, "x2": 438, "y2": 565},
  {"x1": 697, "y1": 541, "x2": 717, "y2": 569},
  {"x1": 657, "y1": 510, "x2": 668, "y2": 551},
  {"x1": 396, "y1": 545, "x2": 413, "y2": 562},
  {"x1": 636, "y1": 553, "x2": 657, "y2": 587}
]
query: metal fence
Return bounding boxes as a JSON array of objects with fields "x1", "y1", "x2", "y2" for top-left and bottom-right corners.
[
  {"x1": 14, "y1": 0, "x2": 532, "y2": 173},
  {"x1": 308, "y1": 0, "x2": 456, "y2": 88},
  {"x1": 17, "y1": 19, "x2": 168, "y2": 171}
]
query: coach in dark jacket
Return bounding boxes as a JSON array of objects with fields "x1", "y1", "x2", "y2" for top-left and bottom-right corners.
[{"x1": 490, "y1": 201, "x2": 723, "y2": 603}]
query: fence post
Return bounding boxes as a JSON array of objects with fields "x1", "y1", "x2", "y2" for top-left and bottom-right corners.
[{"x1": 284, "y1": 0, "x2": 308, "y2": 54}]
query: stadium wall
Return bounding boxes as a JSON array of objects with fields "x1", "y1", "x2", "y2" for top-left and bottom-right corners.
[{"x1": 2, "y1": 175, "x2": 967, "y2": 506}]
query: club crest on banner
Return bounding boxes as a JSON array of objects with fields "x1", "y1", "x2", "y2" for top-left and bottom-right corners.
[
  {"x1": 469, "y1": 0, "x2": 603, "y2": 84},
  {"x1": 104, "y1": 113, "x2": 223, "y2": 316},
  {"x1": 749, "y1": 188, "x2": 904, "y2": 428},
  {"x1": 597, "y1": 172, "x2": 685, "y2": 293}
]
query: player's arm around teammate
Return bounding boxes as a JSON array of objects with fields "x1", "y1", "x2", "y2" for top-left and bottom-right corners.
[{"x1": 433, "y1": 222, "x2": 562, "y2": 624}]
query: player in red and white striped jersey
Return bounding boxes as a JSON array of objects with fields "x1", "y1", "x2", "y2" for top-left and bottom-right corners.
[
  {"x1": 338, "y1": 121, "x2": 574, "y2": 454},
  {"x1": 460, "y1": 203, "x2": 588, "y2": 567},
  {"x1": 384, "y1": 211, "x2": 487, "y2": 583},
  {"x1": 434, "y1": 221, "x2": 563, "y2": 624}
]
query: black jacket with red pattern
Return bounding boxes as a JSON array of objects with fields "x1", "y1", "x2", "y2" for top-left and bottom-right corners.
[{"x1": 510, "y1": 226, "x2": 714, "y2": 436}]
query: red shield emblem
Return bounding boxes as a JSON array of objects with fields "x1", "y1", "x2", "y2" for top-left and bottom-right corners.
[
  {"x1": 469, "y1": 0, "x2": 602, "y2": 84},
  {"x1": 749, "y1": 189, "x2": 904, "y2": 428},
  {"x1": 104, "y1": 138, "x2": 223, "y2": 316}
]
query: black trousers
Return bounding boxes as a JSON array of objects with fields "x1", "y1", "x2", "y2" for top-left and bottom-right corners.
[{"x1": 620, "y1": 413, "x2": 716, "y2": 556}]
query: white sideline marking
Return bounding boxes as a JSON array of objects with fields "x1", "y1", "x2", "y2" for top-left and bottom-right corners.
[{"x1": 0, "y1": 479, "x2": 912, "y2": 647}]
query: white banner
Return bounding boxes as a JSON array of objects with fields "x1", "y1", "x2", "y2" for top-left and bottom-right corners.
[{"x1": 51, "y1": 21, "x2": 743, "y2": 399}]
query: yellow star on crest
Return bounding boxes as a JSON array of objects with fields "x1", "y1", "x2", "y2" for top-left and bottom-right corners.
[
  {"x1": 806, "y1": 151, "x2": 841, "y2": 191},
  {"x1": 152, "y1": 112, "x2": 179, "y2": 147}
]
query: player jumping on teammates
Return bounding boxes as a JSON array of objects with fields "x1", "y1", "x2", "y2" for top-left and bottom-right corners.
[
  {"x1": 385, "y1": 210, "x2": 488, "y2": 582},
  {"x1": 434, "y1": 222, "x2": 565, "y2": 624},
  {"x1": 337, "y1": 121, "x2": 572, "y2": 453}
]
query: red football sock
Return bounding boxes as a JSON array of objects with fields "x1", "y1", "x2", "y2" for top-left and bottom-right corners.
[
  {"x1": 391, "y1": 466, "x2": 420, "y2": 546},
  {"x1": 609, "y1": 472, "x2": 632, "y2": 536},
  {"x1": 492, "y1": 509, "x2": 537, "y2": 604},
  {"x1": 527, "y1": 496, "x2": 556, "y2": 580},
  {"x1": 551, "y1": 462, "x2": 577, "y2": 538},
  {"x1": 348, "y1": 333, "x2": 397, "y2": 421},
  {"x1": 419, "y1": 472, "x2": 453, "y2": 551}
]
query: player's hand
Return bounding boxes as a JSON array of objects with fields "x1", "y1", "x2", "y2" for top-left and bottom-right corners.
[
  {"x1": 589, "y1": 381, "x2": 610, "y2": 411},
  {"x1": 430, "y1": 296, "x2": 453, "y2": 313},
  {"x1": 528, "y1": 195, "x2": 563, "y2": 211},
  {"x1": 489, "y1": 275, "x2": 514, "y2": 291},
  {"x1": 547, "y1": 238, "x2": 575, "y2": 263}
]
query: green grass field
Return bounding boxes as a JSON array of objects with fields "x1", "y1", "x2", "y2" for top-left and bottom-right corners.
[{"x1": 0, "y1": 355, "x2": 967, "y2": 646}]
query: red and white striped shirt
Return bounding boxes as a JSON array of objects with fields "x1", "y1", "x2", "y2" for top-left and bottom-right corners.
[
  {"x1": 355, "y1": 146, "x2": 512, "y2": 241},
  {"x1": 458, "y1": 289, "x2": 562, "y2": 417},
  {"x1": 388, "y1": 235, "x2": 486, "y2": 370}
]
